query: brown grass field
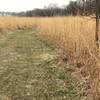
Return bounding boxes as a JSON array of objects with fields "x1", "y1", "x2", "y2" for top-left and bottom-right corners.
[{"x1": 0, "y1": 16, "x2": 100, "y2": 99}]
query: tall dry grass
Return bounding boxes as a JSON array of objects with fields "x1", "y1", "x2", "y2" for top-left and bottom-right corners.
[
  {"x1": 0, "y1": 16, "x2": 38, "y2": 32},
  {"x1": 37, "y1": 16, "x2": 100, "y2": 100},
  {"x1": 0, "y1": 16, "x2": 100, "y2": 99}
]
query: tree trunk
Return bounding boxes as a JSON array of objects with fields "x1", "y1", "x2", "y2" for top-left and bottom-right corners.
[{"x1": 96, "y1": 0, "x2": 99, "y2": 48}]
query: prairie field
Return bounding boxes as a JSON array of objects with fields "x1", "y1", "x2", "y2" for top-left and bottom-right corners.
[
  {"x1": 1, "y1": 17, "x2": 97, "y2": 64},
  {"x1": 0, "y1": 16, "x2": 100, "y2": 99}
]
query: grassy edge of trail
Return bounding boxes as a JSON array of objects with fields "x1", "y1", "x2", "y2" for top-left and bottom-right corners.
[{"x1": 0, "y1": 29, "x2": 80, "y2": 100}]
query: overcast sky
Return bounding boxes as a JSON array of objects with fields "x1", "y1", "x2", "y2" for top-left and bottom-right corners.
[{"x1": 0, "y1": 0, "x2": 76, "y2": 12}]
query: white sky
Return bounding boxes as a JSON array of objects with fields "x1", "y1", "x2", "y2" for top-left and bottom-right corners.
[{"x1": 0, "y1": 0, "x2": 76, "y2": 12}]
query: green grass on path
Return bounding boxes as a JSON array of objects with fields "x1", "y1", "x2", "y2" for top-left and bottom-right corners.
[{"x1": 0, "y1": 29, "x2": 79, "y2": 100}]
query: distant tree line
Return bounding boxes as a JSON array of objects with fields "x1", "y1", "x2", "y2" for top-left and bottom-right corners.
[
  {"x1": 12, "y1": 4, "x2": 68, "y2": 17},
  {"x1": 0, "y1": 0, "x2": 100, "y2": 17}
]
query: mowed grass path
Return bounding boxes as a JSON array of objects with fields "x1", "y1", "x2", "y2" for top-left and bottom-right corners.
[{"x1": 0, "y1": 30, "x2": 79, "y2": 100}]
